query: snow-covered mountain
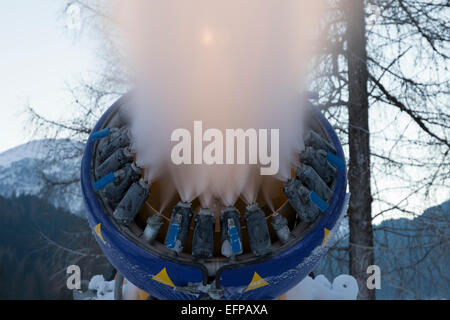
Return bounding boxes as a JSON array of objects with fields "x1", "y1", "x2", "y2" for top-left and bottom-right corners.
[{"x1": 0, "y1": 139, "x2": 86, "y2": 216}]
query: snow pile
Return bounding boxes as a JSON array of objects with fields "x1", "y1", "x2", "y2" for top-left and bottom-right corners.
[
  {"x1": 88, "y1": 275, "x2": 115, "y2": 300},
  {"x1": 87, "y1": 275, "x2": 141, "y2": 300},
  {"x1": 286, "y1": 274, "x2": 359, "y2": 300}
]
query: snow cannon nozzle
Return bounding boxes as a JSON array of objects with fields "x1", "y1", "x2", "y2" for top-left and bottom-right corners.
[{"x1": 177, "y1": 201, "x2": 192, "y2": 209}]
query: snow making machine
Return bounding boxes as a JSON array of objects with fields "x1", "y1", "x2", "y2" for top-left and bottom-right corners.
[{"x1": 81, "y1": 95, "x2": 349, "y2": 300}]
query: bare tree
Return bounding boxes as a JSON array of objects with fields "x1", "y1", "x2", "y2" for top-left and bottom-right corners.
[
  {"x1": 312, "y1": 0, "x2": 449, "y2": 299},
  {"x1": 21, "y1": 1, "x2": 124, "y2": 289},
  {"x1": 25, "y1": 0, "x2": 127, "y2": 218},
  {"x1": 343, "y1": 0, "x2": 376, "y2": 300}
]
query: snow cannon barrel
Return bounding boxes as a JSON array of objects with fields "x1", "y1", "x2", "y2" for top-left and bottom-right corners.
[{"x1": 81, "y1": 95, "x2": 348, "y2": 300}]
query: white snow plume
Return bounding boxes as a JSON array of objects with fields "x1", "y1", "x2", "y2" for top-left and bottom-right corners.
[
  {"x1": 107, "y1": 1, "x2": 326, "y2": 207},
  {"x1": 286, "y1": 274, "x2": 359, "y2": 300}
]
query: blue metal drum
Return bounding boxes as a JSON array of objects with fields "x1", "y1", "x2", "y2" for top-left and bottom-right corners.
[{"x1": 81, "y1": 96, "x2": 348, "y2": 300}]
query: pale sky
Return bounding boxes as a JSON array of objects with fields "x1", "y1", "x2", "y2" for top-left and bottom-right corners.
[{"x1": 0, "y1": 0, "x2": 99, "y2": 153}]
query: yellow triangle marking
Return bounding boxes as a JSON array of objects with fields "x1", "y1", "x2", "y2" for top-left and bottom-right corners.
[
  {"x1": 94, "y1": 223, "x2": 106, "y2": 244},
  {"x1": 152, "y1": 268, "x2": 175, "y2": 288},
  {"x1": 244, "y1": 272, "x2": 269, "y2": 292},
  {"x1": 322, "y1": 228, "x2": 331, "y2": 246}
]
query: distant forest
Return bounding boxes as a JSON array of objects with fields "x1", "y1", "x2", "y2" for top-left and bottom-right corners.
[
  {"x1": 316, "y1": 200, "x2": 449, "y2": 299},
  {"x1": 0, "y1": 195, "x2": 110, "y2": 300}
]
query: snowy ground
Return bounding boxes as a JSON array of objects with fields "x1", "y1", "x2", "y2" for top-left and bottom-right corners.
[
  {"x1": 286, "y1": 275, "x2": 358, "y2": 300},
  {"x1": 85, "y1": 274, "x2": 358, "y2": 300},
  {"x1": 87, "y1": 275, "x2": 141, "y2": 300}
]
